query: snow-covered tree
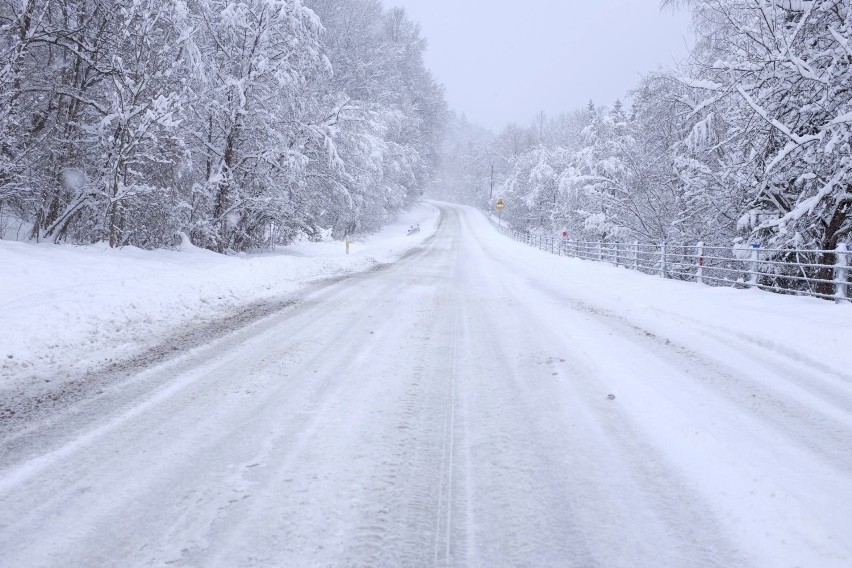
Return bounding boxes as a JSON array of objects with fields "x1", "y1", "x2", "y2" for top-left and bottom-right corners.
[
  {"x1": 665, "y1": 0, "x2": 852, "y2": 292},
  {"x1": 0, "y1": 0, "x2": 447, "y2": 250},
  {"x1": 186, "y1": 0, "x2": 330, "y2": 251},
  {"x1": 0, "y1": 0, "x2": 192, "y2": 246},
  {"x1": 301, "y1": 0, "x2": 447, "y2": 238}
]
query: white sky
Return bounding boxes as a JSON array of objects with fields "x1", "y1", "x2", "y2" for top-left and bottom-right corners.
[{"x1": 389, "y1": 0, "x2": 693, "y2": 130}]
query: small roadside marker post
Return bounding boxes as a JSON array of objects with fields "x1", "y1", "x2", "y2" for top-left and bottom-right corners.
[{"x1": 345, "y1": 239, "x2": 350, "y2": 255}]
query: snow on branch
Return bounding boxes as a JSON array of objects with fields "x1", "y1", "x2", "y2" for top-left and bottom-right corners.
[
  {"x1": 772, "y1": 0, "x2": 813, "y2": 12},
  {"x1": 758, "y1": 167, "x2": 850, "y2": 232},
  {"x1": 736, "y1": 85, "x2": 822, "y2": 147}
]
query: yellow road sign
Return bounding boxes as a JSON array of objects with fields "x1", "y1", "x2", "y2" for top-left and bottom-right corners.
[{"x1": 495, "y1": 198, "x2": 505, "y2": 211}]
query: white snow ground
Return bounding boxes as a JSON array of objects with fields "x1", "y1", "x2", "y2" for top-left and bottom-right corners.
[
  {"x1": 0, "y1": 204, "x2": 439, "y2": 397},
  {"x1": 1, "y1": 202, "x2": 850, "y2": 567}
]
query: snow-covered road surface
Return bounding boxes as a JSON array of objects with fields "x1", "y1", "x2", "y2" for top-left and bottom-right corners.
[{"x1": 2, "y1": 203, "x2": 851, "y2": 567}]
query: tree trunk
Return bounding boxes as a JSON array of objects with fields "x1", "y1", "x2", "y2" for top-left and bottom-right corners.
[
  {"x1": 815, "y1": 195, "x2": 851, "y2": 297},
  {"x1": 213, "y1": 128, "x2": 238, "y2": 252}
]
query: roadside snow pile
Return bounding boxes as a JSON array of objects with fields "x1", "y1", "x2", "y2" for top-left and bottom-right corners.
[
  {"x1": 0, "y1": 204, "x2": 439, "y2": 391},
  {"x1": 473, "y1": 207, "x2": 852, "y2": 379}
]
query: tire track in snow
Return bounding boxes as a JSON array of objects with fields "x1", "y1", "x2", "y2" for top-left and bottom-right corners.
[
  {"x1": 0, "y1": 209, "x2": 449, "y2": 443},
  {"x1": 0, "y1": 270, "x2": 400, "y2": 566},
  {"x1": 453, "y1": 214, "x2": 752, "y2": 566},
  {"x1": 643, "y1": 307, "x2": 852, "y2": 412},
  {"x1": 465, "y1": 219, "x2": 850, "y2": 566},
  {"x1": 194, "y1": 207, "x2": 463, "y2": 567},
  {"x1": 432, "y1": 233, "x2": 462, "y2": 568},
  {"x1": 452, "y1": 263, "x2": 746, "y2": 567},
  {"x1": 546, "y1": 293, "x2": 852, "y2": 475}
]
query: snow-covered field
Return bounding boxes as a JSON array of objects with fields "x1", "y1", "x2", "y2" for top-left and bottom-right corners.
[{"x1": 1, "y1": 202, "x2": 850, "y2": 567}]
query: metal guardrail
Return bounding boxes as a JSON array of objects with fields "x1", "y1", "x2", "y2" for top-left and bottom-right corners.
[{"x1": 499, "y1": 226, "x2": 850, "y2": 303}]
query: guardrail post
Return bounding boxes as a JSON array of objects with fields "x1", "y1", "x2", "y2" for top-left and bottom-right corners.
[
  {"x1": 597, "y1": 240, "x2": 603, "y2": 261},
  {"x1": 633, "y1": 241, "x2": 639, "y2": 270},
  {"x1": 835, "y1": 243, "x2": 849, "y2": 303},
  {"x1": 614, "y1": 241, "x2": 620, "y2": 267},
  {"x1": 660, "y1": 242, "x2": 667, "y2": 278},
  {"x1": 748, "y1": 243, "x2": 760, "y2": 288},
  {"x1": 696, "y1": 241, "x2": 704, "y2": 284}
]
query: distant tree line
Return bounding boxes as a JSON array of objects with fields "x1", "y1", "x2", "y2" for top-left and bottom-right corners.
[
  {"x1": 439, "y1": 0, "x2": 851, "y2": 264},
  {"x1": 0, "y1": 0, "x2": 446, "y2": 251}
]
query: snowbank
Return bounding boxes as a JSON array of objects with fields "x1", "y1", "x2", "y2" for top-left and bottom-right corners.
[
  {"x1": 0, "y1": 204, "x2": 439, "y2": 392},
  {"x1": 477, "y1": 208, "x2": 851, "y2": 376}
]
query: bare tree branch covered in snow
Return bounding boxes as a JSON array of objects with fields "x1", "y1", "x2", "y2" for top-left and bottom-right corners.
[
  {"x1": 0, "y1": 0, "x2": 447, "y2": 251},
  {"x1": 447, "y1": 0, "x2": 850, "y2": 296}
]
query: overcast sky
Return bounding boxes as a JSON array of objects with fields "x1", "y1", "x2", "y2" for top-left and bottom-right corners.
[{"x1": 389, "y1": 0, "x2": 694, "y2": 131}]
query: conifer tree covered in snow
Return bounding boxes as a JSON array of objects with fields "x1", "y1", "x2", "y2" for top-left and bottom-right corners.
[{"x1": 0, "y1": 0, "x2": 446, "y2": 251}]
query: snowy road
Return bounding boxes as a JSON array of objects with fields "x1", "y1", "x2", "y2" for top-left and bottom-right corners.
[{"x1": 2, "y1": 203, "x2": 851, "y2": 567}]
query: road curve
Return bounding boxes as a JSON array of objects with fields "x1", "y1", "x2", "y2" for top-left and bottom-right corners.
[{"x1": 1, "y1": 203, "x2": 849, "y2": 567}]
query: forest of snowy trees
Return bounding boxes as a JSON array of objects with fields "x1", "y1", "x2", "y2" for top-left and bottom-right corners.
[
  {"x1": 2, "y1": 0, "x2": 849, "y2": 268},
  {"x1": 439, "y1": 0, "x2": 851, "y2": 287},
  {"x1": 0, "y1": 0, "x2": 446, "y2": 251}
]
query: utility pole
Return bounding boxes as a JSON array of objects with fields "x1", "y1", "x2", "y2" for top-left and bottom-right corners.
[{"x1": 489, "y1": 159, "x2": 495, "y2": 200}]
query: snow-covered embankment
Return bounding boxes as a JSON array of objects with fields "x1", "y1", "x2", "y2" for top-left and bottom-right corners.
[{"x1": 0, "y1": 204, "x2": 439, "y2": 395}]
